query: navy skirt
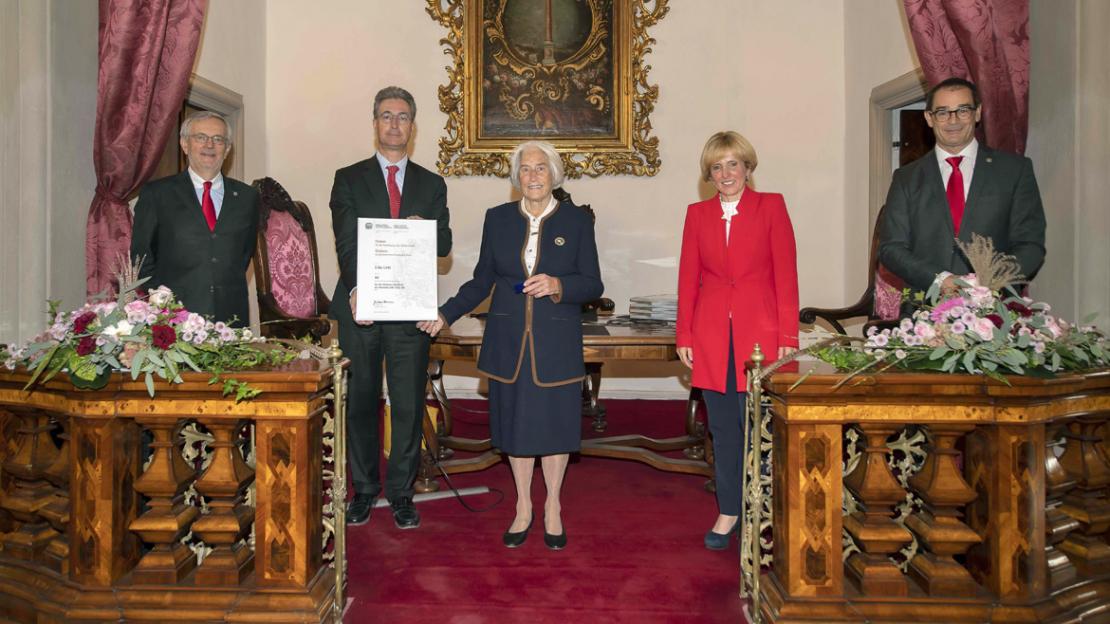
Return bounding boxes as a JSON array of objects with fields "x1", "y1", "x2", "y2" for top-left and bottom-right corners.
[{"x1": 488, "y1": 341, "x2": 581, "y2": 456}]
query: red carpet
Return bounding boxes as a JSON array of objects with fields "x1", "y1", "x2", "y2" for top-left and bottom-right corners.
[{"x1": 343, "y1": 400, "x2": 749, "y2": 623}]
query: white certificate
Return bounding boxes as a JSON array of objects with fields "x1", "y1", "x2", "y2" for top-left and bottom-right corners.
[{"x1": 355, "y1": 218, "x2": 438, "y2": 321}]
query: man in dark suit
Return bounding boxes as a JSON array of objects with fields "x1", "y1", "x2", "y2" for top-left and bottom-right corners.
[
  {"x1": 131, "y1": 111, "x2": 260, "y2": 327},
  {"x1": 329, "y1": 86, "x2": 452, "y2": 529},
  {"x1": 879, "y1": 77, "x2": 1046, "y2": 295}
]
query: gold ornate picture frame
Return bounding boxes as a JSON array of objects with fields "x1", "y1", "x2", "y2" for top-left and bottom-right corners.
[{"x1": 426, "y1": 0, "x2": 669, "y2": 178}]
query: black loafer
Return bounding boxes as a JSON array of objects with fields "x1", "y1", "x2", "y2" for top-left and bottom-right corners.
[
  {"x1": 346, "y1": 493, "x2": 374, "y2": 526},
  {"x1": 502, "y1": 517, "x2": 533, "y2": 548},
  {"x1": 390, "y1": 496, "x2": 420, "y2": 529},
  {"x1": 543, "y1": 530, "x2": 567, "y2": 550}
]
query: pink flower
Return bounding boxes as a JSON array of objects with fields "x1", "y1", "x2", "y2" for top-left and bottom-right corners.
[
  {"x1": 931, "y1": 297, "x2": 967, "y2": 323},
  {"x1": 973, "y1": 318, "x2": 996, "y2": 341},
  {"x1": 951, "y1": 321, "x2": 967, "y2": 335},
  {"x1": 119, "y1": 341, "x2": 142, "y2": 367},
  {"x1": 913, "y1": 322, "x2": 936, "y2": 341}
]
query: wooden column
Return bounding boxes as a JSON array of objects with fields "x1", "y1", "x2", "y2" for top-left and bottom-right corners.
[
  {"x1": 964, "y1": 424, "x2": 1047, "y2": 602},
  {"x1": 252, "y1": 413, "x2": 324, "y2": 589},
  {"x1": 191, "y1": 419, "x2": 254, "y2": 585},
  {"x1": 39, "y1": 415, "x2": 70, "y2": 574},
  {"x1": 771, "y1": 419, "x2": 844, "y2": 598},
  {"x1": 1057, "y1": 416, "x2": 1110, "y2": 576},
  {"x1": 0, "y1": 406, "x2": 60, "y2": 560},
  {"x1": 128, "y1": 417, "x2": 198, "y2": 584},
  {"x1": 842, "y1": 423, "x2": 912, "y2": 596},
  {"x1": 905, "y1": 424, "x2": 981, "y2": 596},
  {"x1": 1044, "y1": 424, "x2": 1079, "y2": 589},
  {"x1": 68, "y1": 414, "x2": 142, "y2": 586}
]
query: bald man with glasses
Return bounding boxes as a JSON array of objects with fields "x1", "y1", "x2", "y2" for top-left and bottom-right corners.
[
  {"x1": 879, "y1": 77, "x2": 1046, "y2": 298},
  {"x1": 131, "y1": 110, "x2": 260, "y2": 327}
]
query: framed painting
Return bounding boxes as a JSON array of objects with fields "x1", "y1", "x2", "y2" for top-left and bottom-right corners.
[{"x1": 426, "y1": 0, "x2": 669, "y2": 178}]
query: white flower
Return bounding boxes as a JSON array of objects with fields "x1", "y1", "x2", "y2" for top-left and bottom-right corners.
[
  {"x1": 103, "y1": 320, "x2": 135, "y2": 339},
  {"x1": 895, "y1": 349, "x2": 907, "y2": 359},
  {"x1": 148, "y1": 286, "x2": 174, "y2": 308}
]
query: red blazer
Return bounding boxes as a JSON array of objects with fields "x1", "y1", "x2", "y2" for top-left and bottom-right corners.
[{"x1": 676, "y1": 190, "x2": 799, "y2": 393}]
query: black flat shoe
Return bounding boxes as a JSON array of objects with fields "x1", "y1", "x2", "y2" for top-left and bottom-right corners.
[
  {"x1": 502, "y1": 517, "x2": 533, "y2": 548},
  {"x1": 543, "y1": 530, "x2": 567, "y2": 550},
  {"x1": 390, "y1": 496, "x2": 420, "y2": 529},
  {"x1": 346, "y1": 493, "x2": 375, "y2": 526}
]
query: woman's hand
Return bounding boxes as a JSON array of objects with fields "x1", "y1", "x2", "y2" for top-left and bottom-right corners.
[
  {"x1": 417, "y1": 313, "x2": 447, "y2": 336},
  {"x1": 778, "y1": 345, "x2": 797, "y2": 360},
  {"x1": 676, "y1": 346, "x2": 693, "y2": 369},
  {"x1": 522, "y1": 274, "x2": 561, "y2": 299}
]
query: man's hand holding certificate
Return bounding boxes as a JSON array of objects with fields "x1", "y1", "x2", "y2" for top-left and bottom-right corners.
[{"x1": 355, "y1": 217, "x2": 438, "y2": 322}]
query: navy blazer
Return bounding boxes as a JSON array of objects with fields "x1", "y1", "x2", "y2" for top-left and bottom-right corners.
[
  {"x1": 879, "y1": 145, "x2": 1046, "y2": 292},
  {"x1": 131, "y1": 171, "x2": 259, "y2": 327},
  {"x1": 440, "y1": 201, "x2": 604, "y2": 386}
]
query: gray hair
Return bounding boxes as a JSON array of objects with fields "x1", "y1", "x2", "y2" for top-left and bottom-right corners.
[
  {"x1": 179, "y1": 110, "x2": 233, "y2": 144},
  {"x1": 373, "y1": 86, "x2": 417, "y2": 119},
  {"x1": 509, "y1": 141, "x2": 565, "y2": 191}
]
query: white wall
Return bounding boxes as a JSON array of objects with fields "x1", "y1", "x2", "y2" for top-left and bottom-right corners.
[
  {"x1": 1027, "y1": 0, "x2": 1110, "y2": 326},
  {"x1": 266, "y1": 0, "x2": 849, "y2": 398},
  {"x1": 0, "y1": 0, "x2": 96, "y2": 346}
]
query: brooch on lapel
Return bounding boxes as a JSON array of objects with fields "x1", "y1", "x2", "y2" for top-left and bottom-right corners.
[
  {"x1": 554, "y1": 236, "x2": 566, "y2": 246},
  {"x1": 232, "y1": 191, "x2": 239, "y2": 196},
  {"x1": 985, "y1": 157, "x2": 993, "y2": 163}
]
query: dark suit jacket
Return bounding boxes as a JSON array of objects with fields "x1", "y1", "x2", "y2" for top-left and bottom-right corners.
[
  {"x1": 131, "y1": 171, "x2": 260, "y2": 326},
  {"x1": 879, "y1": 145, "x2": 1046, "y2": 292},
  {"x1": 328, "y1": 157, "x2": 452, "y2": 324},
  {"x1": 439, "y1": 201, "x2": 604, "y2": 386}
]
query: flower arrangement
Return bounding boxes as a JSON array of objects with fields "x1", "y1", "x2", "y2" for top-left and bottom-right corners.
[
  {"x1": 2, "y1": 279, "x2": 299, "y2": 400},
  {"x1": 813, "y1": 236, "x2": 1109, "y2": 382}
]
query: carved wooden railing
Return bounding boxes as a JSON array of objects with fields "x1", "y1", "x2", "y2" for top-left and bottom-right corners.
[
  {"x1": 747, "y1": 363, "x2": 1110, "y2": 623},
  {"x1": 0, "y1": 356, "x2": 346, "y2": 623}
]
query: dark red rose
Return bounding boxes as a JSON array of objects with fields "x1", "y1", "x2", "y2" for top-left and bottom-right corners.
[
  {"x1": 73, "y1": 311, "x2": 97, "y2": 334},
  {"x1": 987, "y1": 314, "x2": 1003, "y2": 328},
  {"x1": 76, "y1": 336, "x2": 96, "y2": 356},
  {"x1": 1006, "y1": 300, "x2": 1033, "y2": 317},
  {"x1": 151, "y1": 325, "x2": 176, "y2": 350}
]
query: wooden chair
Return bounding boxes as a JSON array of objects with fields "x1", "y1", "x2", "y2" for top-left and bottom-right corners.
[
  {"x1": 799, "y1": 204, "x2": 902, "y2": 334},
  {"x1": 251, "y1": 177, "x2": 332, "y2": 342}
]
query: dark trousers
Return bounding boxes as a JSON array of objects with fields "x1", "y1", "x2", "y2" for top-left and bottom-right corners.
[
  {"x1": 702, "y1": 342, "x2": 746, "y2": 516},
  {"x1": 338, "y1": 317, "x2": 431, "y2": 502}
]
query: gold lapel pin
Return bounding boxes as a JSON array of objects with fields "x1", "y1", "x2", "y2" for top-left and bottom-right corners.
[{"x1": 554, "y1": 236, "x2": 566, "y2": 246}]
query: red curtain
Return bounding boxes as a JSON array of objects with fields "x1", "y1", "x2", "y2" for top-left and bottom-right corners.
[
  {"x1": 903, "y1": 0, "x2": 1030, "y2": 154},
  {"x1": 85, "y1": 0, "x2": 207, "y2": 297}
]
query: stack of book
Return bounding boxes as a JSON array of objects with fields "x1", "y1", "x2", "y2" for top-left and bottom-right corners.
[{"x1": 629, "y1": 294, "x2": 678, "y2": 322}]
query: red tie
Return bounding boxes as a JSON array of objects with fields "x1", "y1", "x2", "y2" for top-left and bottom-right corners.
[
  {"x1": 201, "y1": 180, "x2": 217, "y2": 231},
  {"x1": 386, "y1": 165, "x2": 402, "y2": 219},
  {"x1": 945, "y1": 156, "x2": 965, "y2": 235}
]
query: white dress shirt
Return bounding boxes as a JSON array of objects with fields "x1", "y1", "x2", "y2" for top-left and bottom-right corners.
[
  {"x1": 721, "y1": 196, "x2": 740, "y2": 244},
  {"x1": 934, "y1": 138, "x2": 978, "y2": 200},
  {"x1": 521, "y1": 197, "x2": 557, "y2": 275},
  {"x1": 188, "y1": 168, "x2": 224, "y2": 217}
]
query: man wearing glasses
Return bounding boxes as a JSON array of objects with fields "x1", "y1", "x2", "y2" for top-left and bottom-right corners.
[
  {"x1": 329, "y1": 86, "x2": 452, "y2": 529},
  {"x1": 879, "y1": 77, "x2": 1046, "y2": 296},
  {"x1": 131, "y1": 110, "x2": 260, "y2": 327}
]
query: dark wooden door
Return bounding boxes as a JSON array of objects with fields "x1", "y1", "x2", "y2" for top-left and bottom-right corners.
[{"x1": 899, "y1": 109, "x2": 935, "y2": 166}]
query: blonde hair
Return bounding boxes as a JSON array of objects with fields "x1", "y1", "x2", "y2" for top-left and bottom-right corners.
[{"x1": 699, "y1": 131, "x2": 757, "y2": 188}]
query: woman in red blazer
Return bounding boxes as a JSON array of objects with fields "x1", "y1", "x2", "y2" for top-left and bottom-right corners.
[{"x1": 676, "y1": 131, "x2": 798, "y2": 550}]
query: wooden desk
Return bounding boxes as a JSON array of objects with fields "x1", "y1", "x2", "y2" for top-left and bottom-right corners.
[{"x1": 417, "y1": 316, "x2": 712, "y2": 490}]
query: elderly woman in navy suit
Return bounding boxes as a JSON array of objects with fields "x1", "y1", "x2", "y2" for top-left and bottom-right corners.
[{"x1": 419, "y1": 140, "x2": 603, "y2": 550}]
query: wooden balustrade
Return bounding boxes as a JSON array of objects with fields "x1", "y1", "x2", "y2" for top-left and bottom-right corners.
[
  {"x1": 757, "y1": 365, "x2": 1110, "y2": 623},
  {"x1": 0, "y1": 360, "x2": 342, "y2": 623}
]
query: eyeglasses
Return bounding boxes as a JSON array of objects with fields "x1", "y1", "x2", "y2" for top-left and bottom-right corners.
[
  {"x1": 929, "y1": 105, "x2": 976, "y2": 122},
  {"x1": 377, "y1": 112, "x2": 412, "y2": 125},
  {"x1": 188, "y1": 133, "x2": 228, "y2": 146}
]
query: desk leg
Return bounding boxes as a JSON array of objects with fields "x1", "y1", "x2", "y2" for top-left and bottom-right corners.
[
  {"x1": 427, "y1": 359, "x2": 454, "y2": 460},
  {"x1": 684, "y1": 387, "x2": 714, "y2": 492},
  {"x1": 583, "y1": 363, "x2": 607, "y2": 432}
]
